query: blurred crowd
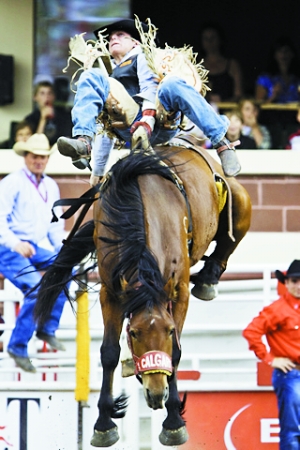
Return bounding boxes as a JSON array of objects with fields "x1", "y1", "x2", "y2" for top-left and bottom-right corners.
[
  {"x1": 1, "y1": 23, "x2": 300, "y2": 151},
  {"x1": 0, "y1": 78, "x2": 73, "y2": 149},
  {"x1": 197, "y1": 24, "x2": 300, "y2": 150}
]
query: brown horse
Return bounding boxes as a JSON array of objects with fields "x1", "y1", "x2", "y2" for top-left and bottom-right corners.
[{"x1": 34, "y1": 140, "x2": 251, "y2": 447}]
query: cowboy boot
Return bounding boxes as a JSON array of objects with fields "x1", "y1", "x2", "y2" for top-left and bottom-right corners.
[
  {"x1": 36, "y1": 331, "x2": 66, "y2": 351},
  {"x1": 57, "y1": 135, "x2": 92, "y2": 170},
  {"x1": 214, "y1": 138, "x2": 241, "y2": 177},
  {"x1": 8, "y1": 351, "x2": 36, "y2": 373}
]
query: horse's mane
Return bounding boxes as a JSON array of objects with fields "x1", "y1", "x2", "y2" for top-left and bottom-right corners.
[{"x1": 99, "y1": 148, "x2": 179, "y2": 317}]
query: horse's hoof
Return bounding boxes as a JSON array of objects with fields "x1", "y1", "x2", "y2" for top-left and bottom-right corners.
[
  {"x1": 90, "y1": 427, "x2": 119, "y2": 447},
  {"x1": 159, "y1": 425, "x2": 189, "y2": 446},
  {"x1": 191, "y1": 282, "x2": 218, "y2": 300}
]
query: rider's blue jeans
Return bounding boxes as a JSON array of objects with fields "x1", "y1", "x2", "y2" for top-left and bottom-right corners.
[
  {"x1": 0, "y1": 244, "x2": 67, "y2": 358},
  {"x1": 71, "y1": 69, "x2": 229, "y2": 147},
  {"x1": 272, "y1": 368, "x2": 300, "y2": 449}
]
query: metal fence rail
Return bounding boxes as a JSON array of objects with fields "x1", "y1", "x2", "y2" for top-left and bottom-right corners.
[{"x1": 0, "y1": 264, "x2": 282, "y2": 449}]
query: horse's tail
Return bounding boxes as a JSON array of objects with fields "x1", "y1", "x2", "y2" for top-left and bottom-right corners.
[{"x1": 34, "y1": 220, "x2": 96, "y2": 326}]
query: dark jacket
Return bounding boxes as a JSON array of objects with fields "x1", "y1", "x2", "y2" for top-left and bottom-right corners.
[
  {"x1": 25, "y1": 106, "x2": 73, "y2": 145},
  {"x1": 236, "y1": 134, "x2": 257, "y2": 149}
]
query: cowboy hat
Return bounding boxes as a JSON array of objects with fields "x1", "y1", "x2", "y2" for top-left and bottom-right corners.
[
  {"x1": 93, "y1": 18, "x2": 149, "y2": 42},
  {"x1": 275, "y1": 260, "x2": 300, "y2": 284},
  {"x1": 13, "y1": 133, "x2": 56, "y2": 157}
]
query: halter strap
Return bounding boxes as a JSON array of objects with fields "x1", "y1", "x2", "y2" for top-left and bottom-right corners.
[
  {"x1": 134, "y1": 351, "x2": 172, "y2": 376},
  {"x1": 126, "y1": 301, "x2": 180, "y2": 376}
]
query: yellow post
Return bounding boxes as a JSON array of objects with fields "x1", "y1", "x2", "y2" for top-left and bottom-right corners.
[{"x1": 75, "y1": 288, "x2": 90, "y2": 402}]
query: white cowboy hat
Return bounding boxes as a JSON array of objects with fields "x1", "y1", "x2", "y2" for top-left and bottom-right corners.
[{"x1": 13, "y1": 133, "x2": 57, "y2": 157}]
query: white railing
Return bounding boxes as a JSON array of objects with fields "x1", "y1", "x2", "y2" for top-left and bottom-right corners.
[
  {"x1": 0, "y1": 264, "x2": 281, "y2": 449},
  {"x1": 0, "y1": 263, "x2": 281, "y2": 386}
]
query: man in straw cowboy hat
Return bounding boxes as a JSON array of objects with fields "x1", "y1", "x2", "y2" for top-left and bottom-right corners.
[
  {"x1": 57, "y1": 17, "x2": 241, "y2": 180},
  {"x1": 243, "y1": 260, "x2": 300, "y2": 450},
  {"x1": 0, "y1": 134, "x2": 67, "y2": 372}
]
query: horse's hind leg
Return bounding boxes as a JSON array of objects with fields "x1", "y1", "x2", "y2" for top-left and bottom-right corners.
[
  {"x1": 90, "y1": 286, "x2": 126, "y2": 447},
  {"x1": 190, "y1": 256, "x2": 226, "y2": 300},
  {"x1": 191, "y1": 178, "x2": 252, "y2": 300}
]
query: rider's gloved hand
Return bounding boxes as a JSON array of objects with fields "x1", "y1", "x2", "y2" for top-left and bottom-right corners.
[
  {"x1": 130, "y1": 109, "x2": 156, "y2": 139},
  {"x1": 89, "y1": 174, "x2": 103, "y2": 187}
]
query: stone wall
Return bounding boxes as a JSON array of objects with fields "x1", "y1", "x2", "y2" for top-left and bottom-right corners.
[
  {"x1": 52, "y1": 173, "x2": 300, "y2": 234},
  {"x1": 1, "y1": 149, "x2": 300, "y2": 234},
  {"x1": 1, "y1": 173, "x2": 299, "y2": 234},
  {"x1": 238, "y1": 175, "x2": 300, "y2": 232}
]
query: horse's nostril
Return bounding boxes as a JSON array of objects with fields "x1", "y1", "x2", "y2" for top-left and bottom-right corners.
[
  {"x1": 164, "y1": 386, "x2": 169, "y2": 401},
  {"x1": 146, "y1": 389, "x2": 151, "y2": 402},
  {"x1": 145, "y1": 386, "x2": 169, "y2": 409}
]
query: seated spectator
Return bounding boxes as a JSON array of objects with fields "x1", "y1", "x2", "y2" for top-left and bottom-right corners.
[
  {"x1": 285, "y1": 106, "x2": 300, "y2": 150},
  {"x1": 239, "y1": 99, "x2": 272, "y2": 149},
  {"x1": 225, "y1": 109, "x2": 257, "y2": 149},
  {"x1": 14, "y1": 120, "x2": 34, "y2": 143},
  {"x1": 199, "y1": 22, "x2": 244, "y2": 103},
  {"x1": 0, "y1": 120, "x2": 34, "y2": 149},
  {"x1": 25, "y1": 80, "x2": 73, "y2": 145},
  {"x1": 255, "y1": 36, "x2": 300, "y2": 104}
]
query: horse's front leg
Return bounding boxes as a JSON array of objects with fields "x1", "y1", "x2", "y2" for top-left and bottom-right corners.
[
  {"x1": 159, "y1": 280, "x2": 189, "y2": 446},
  {"x1": 159, "y1": 373, "x2": 188, "y2": 446},
  {"x1": 90, "y1": 286, "x2": 125, "y2": 447}
]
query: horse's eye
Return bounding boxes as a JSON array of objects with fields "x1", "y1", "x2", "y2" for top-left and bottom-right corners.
[
  {"x1": 169, "y1": 328, "x2": 175, "y2": 336},
  {"x1": 129, "y1": 330, "x2": 136, "y2": 339}
]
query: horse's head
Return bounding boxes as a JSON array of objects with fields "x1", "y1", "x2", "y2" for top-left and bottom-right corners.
[{"x1": 126, "y1": 303, "x2": 179, "y2": 410}]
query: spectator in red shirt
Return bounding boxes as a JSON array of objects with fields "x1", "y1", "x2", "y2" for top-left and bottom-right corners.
[{"x1": 243, "y1": 260, "x2": 300, "y2": 450}]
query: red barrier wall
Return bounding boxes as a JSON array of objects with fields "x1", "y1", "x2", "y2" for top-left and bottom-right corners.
[{"x1": 181, "y1": 391, "x2": 279, "y2": 450}]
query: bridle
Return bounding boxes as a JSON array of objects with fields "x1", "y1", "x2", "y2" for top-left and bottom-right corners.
[{"x1": 126, "y1": 301, "x2": 181, "y2": 377}]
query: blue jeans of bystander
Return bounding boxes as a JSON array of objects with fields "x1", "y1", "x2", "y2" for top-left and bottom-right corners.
[
  {"x1": 273, "y1": 368, "x2": 300, "y2": 450},
  {"x1": 0, "y1": 244, "x2": 67, "y2": 358}
]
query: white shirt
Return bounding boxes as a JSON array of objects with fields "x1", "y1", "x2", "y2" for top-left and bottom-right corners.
[{"x1": 0, "y1": 167, "x2": 65, "y2": 252}]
